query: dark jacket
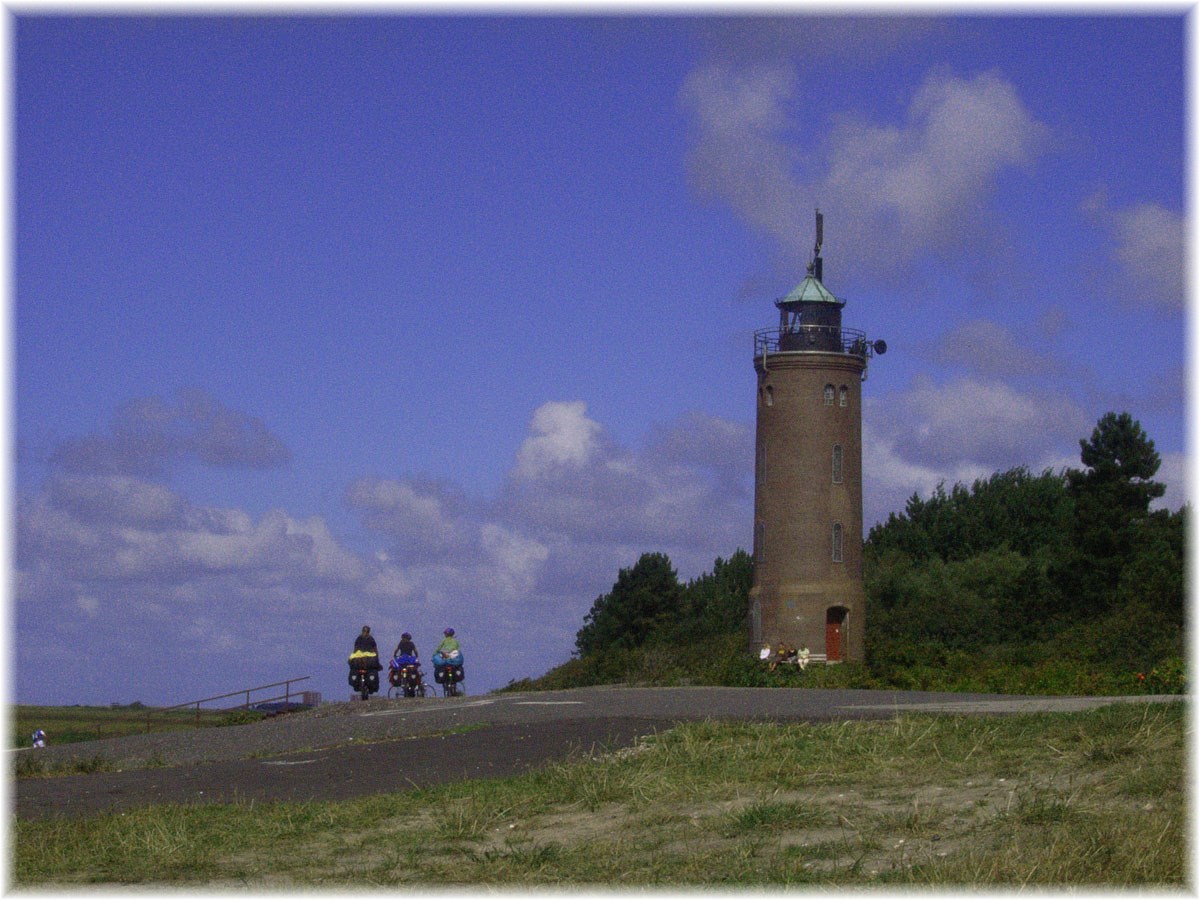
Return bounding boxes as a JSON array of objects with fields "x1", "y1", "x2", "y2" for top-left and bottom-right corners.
[
  {"x1": 350, "y1": 633, "x2": 381, "y2": 670},
  {"x1": 354, "y1": 633, "x2": 378, "y2": 654}
]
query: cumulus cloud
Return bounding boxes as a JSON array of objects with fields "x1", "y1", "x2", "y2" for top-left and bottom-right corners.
[
  {"x1": 43, "y1": 473, "x2": 184, "y2": 528},
  {"x1": 680, "y1": 63, "x2": 806, "y2": 248},
  {"x1": 928, "y1": 319, "x2": 1063, "y2": 379},
  {"x1": 514, "y1": 400, "x2": 604, "y2": 478},
  {"x1": 869, "y1": 374, "x2": 1091, "y2": 472},
  {"x1": 691, "y1": 17, "x2": 944, "y2": 69},
  {"x1": 347, "y1": 402, "x2": 754, "y2": 602},
  {"x1": 17, "y1": 393, "x2": 354, "y2": 702},
  {"x1": 345, "y1": 477, "x2": 473, "y2": 562},
  {"x1": 17, "y1": 388, "x2": 1181, "y2": 704},
  {"x1": 830, "y1": 72, "x2": 1044, "y2": 257},
  {"x1": 859, "y1": 373, "x2": 1102, "y2": 526},
  {"x1": 1084, "y1": 194, "x2": 1185, "y2": 310},
  {"x1": 681, "y1": 65, "x2": 1046, "y2": 279},
  {"x1": 1154, "y1": 451, "x2": 1188, "y2": 513},
  {"x1": 18, "y1": 484, "x2": 363, "y2": 588},
  {"x1": 863, "y1": 419, "x2": 993, "y2": 527},
  {"x1": 501, "y1": 403, "x2": 753, "y2": 564},
  {"x1": 481, "y1": 524, "x2": 551, "y2": 600},
  {"x1": 51, "y1": 389, "x2": 290, "y2": 476}
]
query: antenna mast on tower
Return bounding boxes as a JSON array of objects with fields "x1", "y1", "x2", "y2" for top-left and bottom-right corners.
[{"x1": 812, "y1": 209, "x2": 824, "y2": 282}]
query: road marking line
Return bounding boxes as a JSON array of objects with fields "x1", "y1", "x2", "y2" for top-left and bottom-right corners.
[
  {"x1": 359, "y1": 699, "x2": 497, "y2": 717},
  {"x1": 515, "y1": 701, "x2": 585, "y2": 706},
  {"x1": 261, "y1": 759, "x2": 320, "y2": 765}
]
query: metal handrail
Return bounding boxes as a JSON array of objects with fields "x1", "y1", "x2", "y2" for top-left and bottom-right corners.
[
  {"x1": 754, "y1": 325, "x2": 869, "y2": 358},
  {"x1": 145, "y1": 676, "x2": 311, "y2": 730}
]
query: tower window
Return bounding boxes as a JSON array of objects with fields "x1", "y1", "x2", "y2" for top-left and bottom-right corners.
[
  {"x1": 832, "y1": 444, "x2": 843, "y2": 483},
  {"x1": 839, "y1": 385, "x2": 848, "y2": 407},
  {"x1": 832, "y1": 522, "x2": 844, "y2": 562},
  {"x1": 756, "y1": 521, "x2": 766, "y2": 563},
  {"x1": 766, "y1": 385, "x2": 774, "y2": 407},
  {"x1": 823, "y1": 384, "x2": 835, "y2": 405}
]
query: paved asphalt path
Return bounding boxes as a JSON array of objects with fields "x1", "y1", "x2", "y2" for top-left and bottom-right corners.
[{"x1": 13, "y1": 686, "x2": 1179, "y2": 820}]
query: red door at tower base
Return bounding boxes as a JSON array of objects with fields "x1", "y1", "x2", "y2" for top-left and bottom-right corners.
[
  {"x1": 825, "y1": 623, "x2": 841, "y2": 661},
  {"x1": 825, "y1": 607, "x2": 847, "y2": 662}
]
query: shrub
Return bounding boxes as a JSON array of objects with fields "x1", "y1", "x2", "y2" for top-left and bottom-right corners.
[{"x1": 1139, "y1": 657, "x2": 1186, "y2": 695}]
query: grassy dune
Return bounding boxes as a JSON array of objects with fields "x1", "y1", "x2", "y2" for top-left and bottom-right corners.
[
  {"x1": 13, "y1": 705, "x2": 261, "y2": 750},
  {"x1": 13, "y1": 700, "x2": 1185, "y2": 887}
]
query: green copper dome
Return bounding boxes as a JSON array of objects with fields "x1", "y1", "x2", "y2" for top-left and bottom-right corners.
[{"x1": 776, "y1": 272, "x2": 843, "y2": 308}]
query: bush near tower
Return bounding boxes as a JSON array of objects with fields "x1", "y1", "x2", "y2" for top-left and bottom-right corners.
[{"x1": 506, "y1": 412, "x2": 1184, "y2": 696}]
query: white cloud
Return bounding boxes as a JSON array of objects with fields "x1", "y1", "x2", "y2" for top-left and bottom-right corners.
[
  {"x1": 20, "y1": 482, "x2": 363, "y2": 589},
  {"x1": 870, "y1": 374, "x2": 1091, "y2": 471},
  {"x1": 514, "y1": 401, "x2": 603, "y2": 478},
  {"x1": 76, "y1": 595, "x2": 100, "y2": 617},
  {"x1": 45, "y1": 474, "x2": 183, "y2": 527},
  {"x1": 830, "y1": 72, "x2": 1043, "y2": 248},
  {"x1": 346, "y1": 477, "x2": 470, "y2": 560},
  {"x1": 680, "y1": 63, "x2": 806, "y2": 246},
  {"x1": 285, "y1": 515, "x2": 368, "y2": 584},
  {"x1": 51, "y1": 389, "x2": 290, "y2": 476},
  {"x1": 861, "y1": 374, "x2": 1098, "y2": 526},
  {"x1": 1085, "y1": 195, "x2": 1185, "y2": 310},
  {"x1": 681, "y1": 65, "x2": 1046, "y2": 278},
  {"x1": 928, "y1": 319, "x2": 1062, "y2": 378},
  {"x1": 503, "y1": 407, "x2": 753, "y2": 564},
  {"x1": 863, "y1": 420, "x2": 992, "y2": 527},
  {"x1": 17, "y1": 388, "x2": 1185, "y2": 704},
  {"x1": 1154, "y1": 451, "x2": 1188, "y2": 513},
  {"x1": 481, "y1": 524, "x2": 550, "y2": 599},
  {"x1": 365, "y1": 564, "x2": 420, "y2": 601}
]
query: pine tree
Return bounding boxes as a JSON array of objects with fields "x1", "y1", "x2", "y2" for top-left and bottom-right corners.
[
  {"x1": 1059, "y1": 412, "x2": 1166, "y2": 614},
  {"x1": 575, "y1": 552, "x2": 682, "y2": 656}
]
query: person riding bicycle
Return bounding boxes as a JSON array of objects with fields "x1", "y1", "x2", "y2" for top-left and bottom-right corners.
[
  {"x1": 434, "y1": 627, "x2": 461, "y2": 662},
  {"x1": 388, "y1": 632, "x2": 424, "y2": 695},
  {"x1": 348, "y1": 625, "x2": 383, "y2": 697},
  {"x1": 431, "y1": 628, "x2": 464, "y2": 692},
  {"x1": 392, "y1": 632, "x2": 419, "y2": 662},
  {"x1": 353, "y1": 625, "x2": 379, "y2": 656},
  {"x1": 349, "y1": 625, "x2": 382, "y2": 671}
]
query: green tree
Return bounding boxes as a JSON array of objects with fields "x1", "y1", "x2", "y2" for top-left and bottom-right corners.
[
  {"x1": 576, "y1": 552, "x2": 683, "y2": 656},
  {"x1": 1058, "y1": 412, "x2": 1166, "y2": 614},
  {"x1": 866, "y1": 467, "x2": 1071, "y2": 563},
  {"x1": 1116, "y1": 507, "x2": 1187, "y2": 629},
  {"x1": 671, "y1": 550, "x2": 753, "y2": 643},
  {"x1": 1071, "y1": 412, "x2": 1165, "y2": 510}
]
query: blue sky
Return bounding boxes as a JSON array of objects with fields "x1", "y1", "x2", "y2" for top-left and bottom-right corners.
[{"x1": 13, "y1": 12, "x2": 1187, "y2": 704}]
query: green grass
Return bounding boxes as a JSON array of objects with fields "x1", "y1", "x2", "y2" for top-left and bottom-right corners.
[
  {"x1": 502, "y1": 632, "x2": 1185, "y2": 697},
  {"x1": 13, "y1": 700, "x2": 1185, "y2": 887},
  {"x1": 13, "y1": 704, "x2": 265, "y2": 750}
]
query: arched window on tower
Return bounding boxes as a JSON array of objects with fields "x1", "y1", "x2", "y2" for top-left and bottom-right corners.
[
  {"x1": 832, "y1": 522, "x2": 844, "y2": 562},
  {"x1": 839, "y1": 385, "x2": 848, "y2": 407},
  {"x1": 832, "y1": 444, "x2": 843, "y2": 483},
  {"x1": 823, "y1": 384, "x2": 835, "y2": 406},
  {"x1": 755, "y1": 521, "x2": 766, "y2": 563}
]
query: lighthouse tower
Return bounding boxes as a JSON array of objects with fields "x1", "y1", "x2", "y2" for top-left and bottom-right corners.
[{"x1": 749, "y1": 212, "x2": 885, "y2": 662}]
